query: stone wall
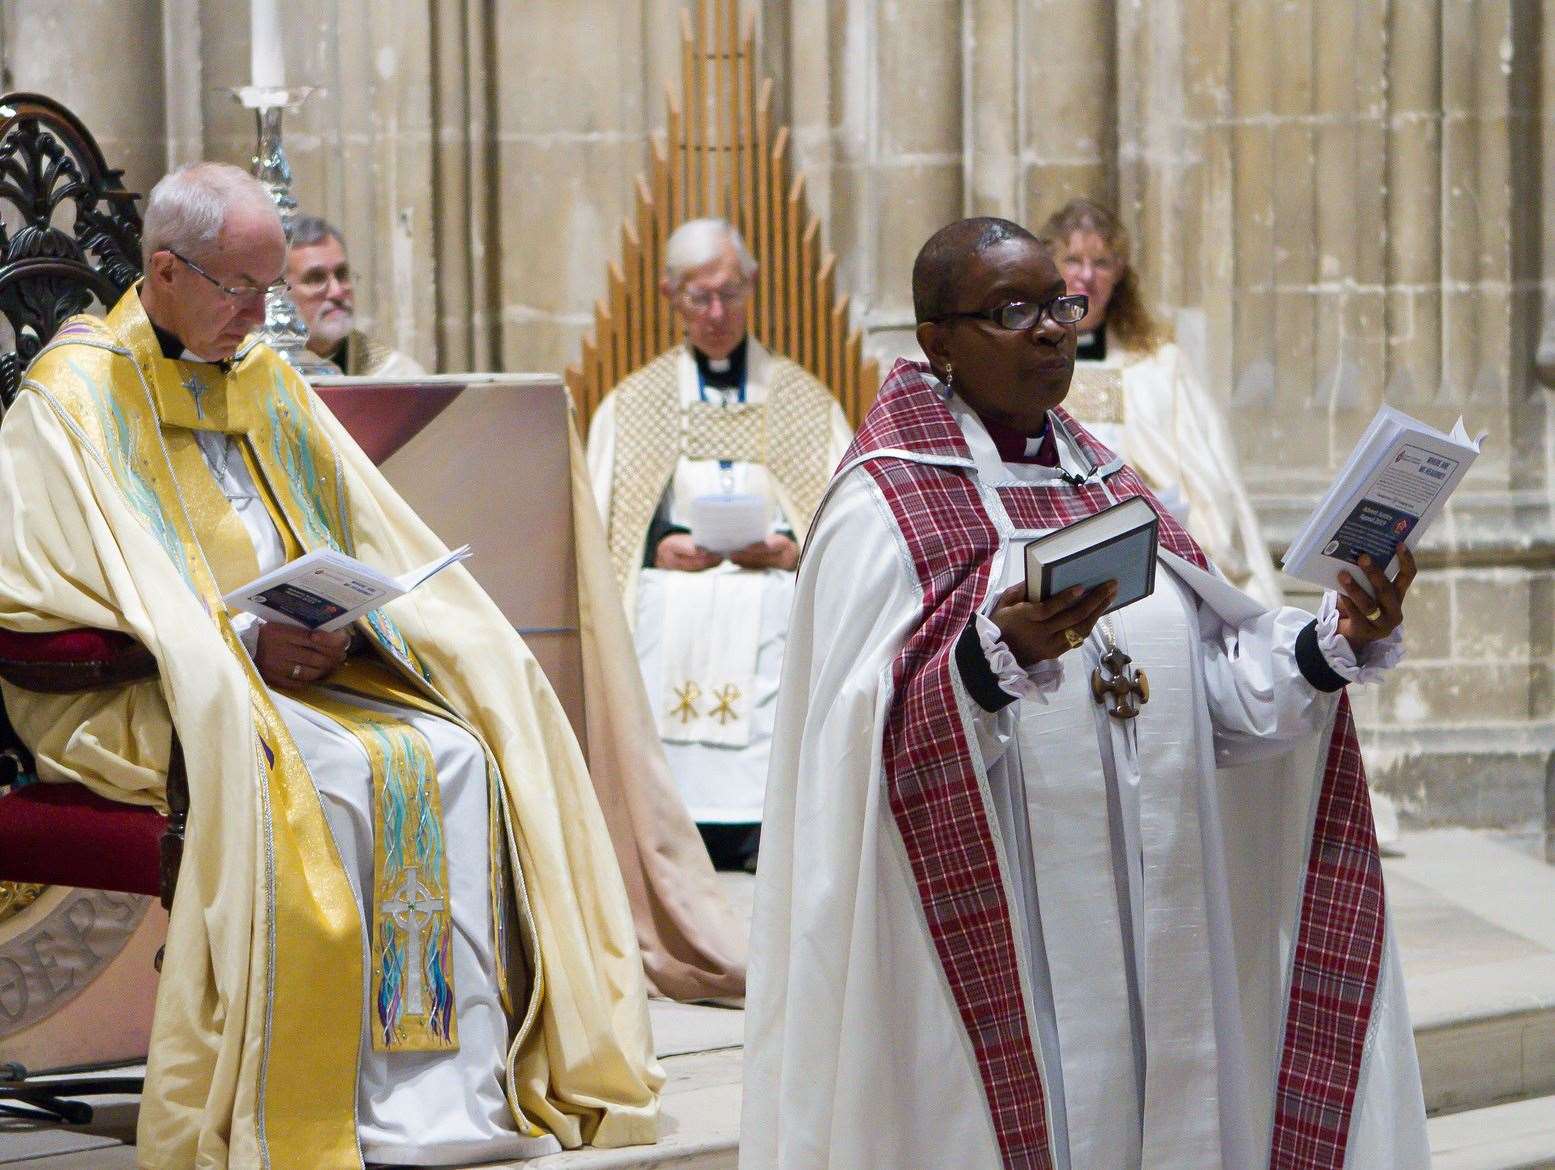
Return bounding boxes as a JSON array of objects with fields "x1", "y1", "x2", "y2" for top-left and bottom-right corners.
[{"x1": 0, "y1": 0, "x2": 1550, "y2": 831}]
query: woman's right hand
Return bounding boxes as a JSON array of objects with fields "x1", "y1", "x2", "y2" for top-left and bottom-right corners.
[{"x1": 989, "y1": 579, "x2": 1118, "y2": 667}]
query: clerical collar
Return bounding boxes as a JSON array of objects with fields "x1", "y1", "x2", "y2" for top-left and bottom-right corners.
[
  {"x1": 976, "y1": 410, "x2": 1059, "y2": 466},
  {"x1": 1076, "y1": 323, "x2": 1107, "y2": 362},
  {"x1": 693, "y1": 337, "x2": 748, "y2": 392},
  {"x1": 151, "y1": 319, "x2": 231, "y2": 373}
]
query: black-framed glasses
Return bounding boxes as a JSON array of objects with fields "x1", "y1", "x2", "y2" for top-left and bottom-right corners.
[
  {"x1": 933, "y1": 293, "x2": 1089, "y2": 331},
  {"x1": 169, "y1": 250, "x2": 289, "y2": 301}
]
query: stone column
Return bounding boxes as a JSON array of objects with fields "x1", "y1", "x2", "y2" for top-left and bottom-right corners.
[
  {"x1": 792, "y1": 0, "x2": 962, "y2": 362},
  {"x1": 1118, "y1": 0, "x2": 1553, "y2": 831},
  {"x1": 0, "y1": 0, "x2": 169, "y2": 200}
]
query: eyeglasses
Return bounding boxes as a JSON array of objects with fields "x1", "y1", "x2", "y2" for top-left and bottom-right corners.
[
  {"x1": 292, "y1": 264, "x2": 352, "y2": 295},
  {"x1": 169, "y1": 250, "x2": 289, "y2": 301},
  {"x1": 932, "y1": 293, "x2": 1089, "y2": 331},
  {"x1": 678, "y1": 282, "x2": 750, "y2": 314}
]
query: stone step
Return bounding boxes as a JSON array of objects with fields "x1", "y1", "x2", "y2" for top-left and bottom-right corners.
[
  {"x1": 1413, "y1": 954, "x2": 1555, "y2": 1116},
  {"x1": 1388, "y1": 830, "x2": 1555, "y2": 1117},
  {"x1": 1428, "y1": 1095, "x2": 1555, "y2": 1170}
]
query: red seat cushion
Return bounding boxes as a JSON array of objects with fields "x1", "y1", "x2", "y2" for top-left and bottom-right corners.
[
  {"x1": 0, "y1": 782, "x2": 164, "y2": 896},
  {"x1": 0, "y1": 627, "x2": 139, "y2": 665}
]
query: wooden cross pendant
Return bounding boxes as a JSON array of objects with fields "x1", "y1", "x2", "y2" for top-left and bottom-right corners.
[{"x1": 1090, "y1": 646, "x2": 1150, "y2": 721}]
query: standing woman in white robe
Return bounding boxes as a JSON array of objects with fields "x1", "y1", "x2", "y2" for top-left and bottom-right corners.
[
  {"x1": 1041, "y1": 198, "x2": 1284, "y2": 608},
  {"x1": 742, "y1": 217, "x2": 1429, "y2": 1170}
]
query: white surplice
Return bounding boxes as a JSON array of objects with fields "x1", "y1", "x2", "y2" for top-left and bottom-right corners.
[
  {"x1": 588, "y1": 342, "x2": 851, "y2": 823},
  {"x1": 1081, "y1": 339, "x2": 1285, "y2": 609},
  {"x1": 740, "y1": 399, "x2": 1428, "y2": 1169},
  {"x1": 196, "y1": 431, "x2": 557, "y2": 1167}
]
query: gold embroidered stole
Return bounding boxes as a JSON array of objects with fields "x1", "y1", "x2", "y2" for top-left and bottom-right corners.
[
  {"x1": 138, "y1": 328, "x2": 469, "y2": 1055},
  {"x1": 603, "y1": 345, "x2": 839, "y2": 591},
  {"x1": 164, "y1": 417, "x2": 465, "y2": 1053},
  {"x1": 305, "y1": 689, "x2": 459, "y2": 1052}
]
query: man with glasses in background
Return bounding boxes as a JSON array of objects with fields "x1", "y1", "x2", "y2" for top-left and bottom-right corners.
[
  {"x1": 286, "y1": 213, "x2": 427, "y2": 378},
  {"x1": 587, "y1": 218, "x2": 850, "y2": 871}
]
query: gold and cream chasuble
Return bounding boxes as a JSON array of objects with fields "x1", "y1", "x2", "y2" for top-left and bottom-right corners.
[
  {"x1": 0, "y1": 291, "x2": 660, "y2": 1168},
  {"x1": 586, "y1": 340, "x2": 851, "y2": 823}
]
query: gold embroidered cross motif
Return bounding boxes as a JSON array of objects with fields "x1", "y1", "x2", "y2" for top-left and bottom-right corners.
[
  {"x1": 669, "y1": 681, "x2": 702, "y2": 724},
  {"x1": 182, "y1": 373, "x2": 209, "y2": 420},
  {"x1": 709, "y1": 684, "x2": 742, "y2": 725}
]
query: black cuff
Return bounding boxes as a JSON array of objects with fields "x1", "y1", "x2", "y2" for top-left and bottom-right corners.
[
  {"x1": 1295, "y1": 620, "x2": 1349, "y2": 693},
  {"x1": 644, "y1": 521, "x2": 692, "y2": 568},
  {"x1": 956, "y1": 620, "x2": 1018, "y2": 713}
]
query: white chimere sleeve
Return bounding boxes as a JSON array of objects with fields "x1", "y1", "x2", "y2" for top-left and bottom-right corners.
[{"x1": 1196, "y1": 601, "x2": 1342, "y2": 766}]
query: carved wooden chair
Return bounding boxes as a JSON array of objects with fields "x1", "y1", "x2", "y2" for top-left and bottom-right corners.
[
  {"x1": 566, "y1": 0, "x2": 878, "y2": 433},
  {"x1": 0, "y1": 92, "x2": 184, "y2": 1125}
]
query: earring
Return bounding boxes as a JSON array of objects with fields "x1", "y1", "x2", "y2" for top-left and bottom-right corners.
[{"x1": 943, "y1": 363, "x2": 955, "y2": 393}]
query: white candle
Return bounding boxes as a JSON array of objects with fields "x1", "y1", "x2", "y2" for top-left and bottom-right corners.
[{"x1": 250, "y1": 0, "x2": 285, "y2": 90}]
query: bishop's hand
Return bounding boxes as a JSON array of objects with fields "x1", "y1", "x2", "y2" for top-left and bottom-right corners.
[
  {"x1": 1336, "y1": 545, "x2": 1415, "y2": 647},
  {"x1": 729, "y1": 533, "x2": 799, "y2": 572},
  {"x1": 989, "y1": 579, "x2": 1118, "y2": 668},
  {"x1": 256, "y1": 623, "x2": 352, "y2": 688},
  {"x1": 655, "y1": 532, "x2": 724, "y2": 572}
]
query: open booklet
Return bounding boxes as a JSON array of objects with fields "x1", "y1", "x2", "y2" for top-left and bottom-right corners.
[
  {"x1": 223, "y1": 545, "x2": 473, "y2": 632},
  {"x1": 1282, "y1": 405, "x2": 1484, "y2": 595}
]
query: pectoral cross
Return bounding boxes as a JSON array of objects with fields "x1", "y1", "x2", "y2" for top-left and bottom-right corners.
[
  {"x1": 382, "y1": 865, "x2": 445, "y2": 1017},
  {"x1": 181, "y1": 373, "x2": 209, "y2": 420},
  {"x1": 1090, "y1": 646, "x2": 1150, "y2": 720}
]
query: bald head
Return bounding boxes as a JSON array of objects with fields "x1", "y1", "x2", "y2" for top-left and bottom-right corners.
[{"x1": 911, "y1": 217, "x2": 1046, "y2": 324}]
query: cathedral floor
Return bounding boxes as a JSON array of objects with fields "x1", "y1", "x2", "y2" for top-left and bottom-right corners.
[{"x1": 2, "y1": 836, "x2": 1551, "y2": 1169}]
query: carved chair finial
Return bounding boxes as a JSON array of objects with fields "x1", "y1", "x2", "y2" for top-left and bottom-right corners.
[{"x1": 0, "y1": 93, "x2": 144, "y2": 408}]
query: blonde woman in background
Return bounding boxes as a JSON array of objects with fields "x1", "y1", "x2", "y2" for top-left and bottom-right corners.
[{"x1": 1043, "y1": 198, "x2": 1284, "y2": 607}]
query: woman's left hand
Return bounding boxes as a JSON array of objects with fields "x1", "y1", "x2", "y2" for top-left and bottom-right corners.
[{"x1": 1336, "y1": 545, "x2": 1416, "y2": 646}]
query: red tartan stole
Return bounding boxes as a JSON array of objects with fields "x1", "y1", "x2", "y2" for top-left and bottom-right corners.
[{"x1": 842, "y1": 360, "x2": 1386, "y2": 1170}]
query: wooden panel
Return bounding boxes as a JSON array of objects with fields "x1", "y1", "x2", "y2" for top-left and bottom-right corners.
[{"x1": 569, "y1": 0, "x2": 879, "y2": 433}]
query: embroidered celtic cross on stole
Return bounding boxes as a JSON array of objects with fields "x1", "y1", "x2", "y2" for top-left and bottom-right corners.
[{"x1": 310, "y1": 696, "x2": 459, "y2": 1052}]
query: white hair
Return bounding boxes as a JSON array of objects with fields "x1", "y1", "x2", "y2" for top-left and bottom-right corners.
[
  {"x1": 140, "y1": 162, "x2": 279, "y2": 268},
  {"x1": 663, "y1": 218, "x2": 757, "y2": 288}
]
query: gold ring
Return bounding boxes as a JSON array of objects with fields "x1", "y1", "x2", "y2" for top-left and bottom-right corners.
[
  {"x1": 1063, "y1": 627, "x2": 1084, "y2": 650},
  {"x1": 290, "y1": 663, "x2": 302, "y2": 680},
  {"x1": 1364, "y1": 606, "x2": 1383, "y2": 623}
]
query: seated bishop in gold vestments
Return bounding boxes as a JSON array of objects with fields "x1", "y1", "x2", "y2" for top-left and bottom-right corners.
[
  {"x1": 0, "y1": 163, "x2": 660, "y2": 1168},
  {"x1": 586, "y1": 219, "x2": 850, "y2": 871}
]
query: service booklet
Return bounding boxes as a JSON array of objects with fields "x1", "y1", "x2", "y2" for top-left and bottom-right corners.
[
  {"x1": 689, "y1": 492, "x2": 769, "y2": 554},
  {"x1": 224, "y1": 545, "x2": 473, "y2": 631},
  {"x1": 1282, "y1": 405, "x2": 1484, "y2": 596},
  {"x1": 1024, "y1": 496, "x2": 1159, "y2": 614}
]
